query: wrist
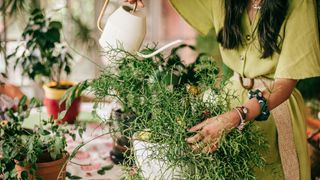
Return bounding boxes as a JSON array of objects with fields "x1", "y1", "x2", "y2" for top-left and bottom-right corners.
[
  {"x1": 233, "y1": 106, "x2": 249, "y2": 130},
  {"x1": 229, "y1": 110, "x2": 242, "y2": 129}
]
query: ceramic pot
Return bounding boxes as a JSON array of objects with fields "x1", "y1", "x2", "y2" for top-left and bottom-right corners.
[
  {"x1": 133, "y1": 139, "x2": 181, "y2": 179},
  {"x1": 43, "y1": 81, "x2": 80, "y2": 124}
]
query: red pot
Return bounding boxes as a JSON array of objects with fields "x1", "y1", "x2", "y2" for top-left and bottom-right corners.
[
  {"x1": 44, "y1": 97, "x2": 81, "y2": 124},
  {"x1": 43, "y1": 81, "x2": 81, "y2": 124}
]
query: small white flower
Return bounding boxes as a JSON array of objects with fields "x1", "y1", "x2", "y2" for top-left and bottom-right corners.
[{"x1": 203, "y1": 89, "x2": 217, "y2": 104}]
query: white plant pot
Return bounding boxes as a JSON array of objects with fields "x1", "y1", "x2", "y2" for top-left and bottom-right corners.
[{"x1": 133, "y1": 140, "x2": 181, "y2": 179}]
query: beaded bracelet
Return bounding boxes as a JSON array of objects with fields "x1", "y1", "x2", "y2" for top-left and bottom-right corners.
[
  {"x1": 233, "y1": 106, "x2": 248, "y2": 130},
  {"x1": 248, "y1": 89, "x2": 270, "y2": 121}
]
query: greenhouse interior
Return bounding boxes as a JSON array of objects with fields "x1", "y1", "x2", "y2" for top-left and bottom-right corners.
[{"x1": 1, "y1": 0, "x2": 320, "y2": 179}]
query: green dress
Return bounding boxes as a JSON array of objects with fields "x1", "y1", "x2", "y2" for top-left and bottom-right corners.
[{"x1": 170, "y1": 0, "x2": 320, "y2": 179}]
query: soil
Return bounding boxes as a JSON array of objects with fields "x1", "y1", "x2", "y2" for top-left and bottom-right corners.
[
  {"x1": 49, "y1": 84, "x2": 73, "y2": 90},
  {"x1": 37, "y1": 153, "x2": 55, "y2": 163}
]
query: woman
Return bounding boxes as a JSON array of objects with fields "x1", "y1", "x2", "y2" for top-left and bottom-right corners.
[{"x1": 126, "y1": 0, "x2": 320, "y2": 179}]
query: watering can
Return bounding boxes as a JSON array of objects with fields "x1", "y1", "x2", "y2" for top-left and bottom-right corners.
[{"x1": 97, "y1": 0, "x2": 146, "y2": 53}]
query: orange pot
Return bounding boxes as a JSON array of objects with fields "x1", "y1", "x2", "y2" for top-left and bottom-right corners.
[{"x1": 15, "y1": 154, "x2": 68, "y2": 180}]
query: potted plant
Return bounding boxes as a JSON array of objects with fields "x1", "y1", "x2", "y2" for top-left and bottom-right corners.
[
  {"x1": 8, "y1": 9, "x2": 79, "y2": 124},
  {"x1": 63, "y1": 44, "x2": 268, "y2": 179},
  {"x1": 0, "y1": 96, "x2": 79, "y2": 179}
]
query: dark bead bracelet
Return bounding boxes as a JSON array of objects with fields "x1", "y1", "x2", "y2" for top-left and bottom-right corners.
[{"x1": 248, "y1": 89, "x2": 270, "y2": 121}]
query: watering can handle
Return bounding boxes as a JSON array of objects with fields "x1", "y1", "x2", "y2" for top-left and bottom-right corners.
[{"x1": 97, "y1": 0, "x2": 138, "y2": 32}]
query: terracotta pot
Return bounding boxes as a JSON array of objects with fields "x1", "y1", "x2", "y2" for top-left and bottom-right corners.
[
  {"x1": 43, "y1": 81, "x2": 81, "y2": 124},
  {"x1": 15, "y1": 154, "x2": 68, "y2": 180}
]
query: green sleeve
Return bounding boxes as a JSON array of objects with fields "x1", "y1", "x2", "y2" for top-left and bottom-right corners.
[
  {"x1": 169, "y1": 0, "x2": 215, "y2": 35},
  {"x1": 274, "y1": 0, "x2": 320, "y2": 79}
]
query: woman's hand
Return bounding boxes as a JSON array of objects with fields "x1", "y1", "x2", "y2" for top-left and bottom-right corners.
[
  {"x1": 186, "y1": 110, "x2": 240, "y2": 153},
  {"x1": 124, "y1": 0, "x2": 144, "y2": 8}
]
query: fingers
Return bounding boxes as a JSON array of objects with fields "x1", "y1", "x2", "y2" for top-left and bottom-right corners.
[
  {"x1": 186, "y1": 132, "x2": 204, "y2": 144},
  {"x1": 188, "y1": 118, "x2": 212, "y2": 132},
  {"x1": 201, "y1": 142, "x2": 219, "y2": 154},
  {"x1": 137, "y1": 1, "x2": 144, "y2": 8},
  {"x1": 124, "y1": 0, "x2": 144, "y2": 8},
  {"x1": 187, "y1": 124, "x2": 222, "y2": 153},
  {"x1": 189, "y1": 138, "x2": 219, "y2": 153},
  {"x1": 191, "y1": 141, "x2": 205, "y2": 152},
  {"x1": 187, "y1": 117, "x2": 223, "y2": 153}
]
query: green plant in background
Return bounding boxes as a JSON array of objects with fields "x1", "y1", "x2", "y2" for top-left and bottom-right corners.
[
  {"x1": 196, "y1": 29, "x2": 220, "y2": 58},
  {"x1": 297, "y1": 77, "x2": 320, "y2": 101},
  {"x1": 1, "y1": 0, "x2": 27, "y2": 17},
  {"x1": 71, "y1": 15, "x2": 96, "y2": 50},
  {"x1": 0, "y1": 0, "x2": 41, "y2": 74},
  {"x1": 0, "y1": 96, "x2": 80, "y2": 179},
  {"x1": 195, "y1": 28, "x2": 233, "y2": 83},
  {"x1": 63, "y1": 44, "x2": 268, "y2": 179},
  {"x1": 7, "y1": 9, "x2": 73, "y2": 87}
]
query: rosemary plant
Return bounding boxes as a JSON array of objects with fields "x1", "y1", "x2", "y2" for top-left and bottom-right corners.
[{"x1": 63, "y1": 44, "x2": 267, "y2": 179}]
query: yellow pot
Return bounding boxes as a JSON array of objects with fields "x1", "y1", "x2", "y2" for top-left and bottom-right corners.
[{"x1": 43, "y1": 81, "x2": 74, "y2": 100}]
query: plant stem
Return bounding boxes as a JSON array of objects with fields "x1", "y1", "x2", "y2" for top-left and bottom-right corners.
[
  {"x1": 57, "y1": 130, "x2": 120, "y2": 178},
  {"x1": 57, "y1": 64, "x2": 61, "y2": 87},
  {"x1": 2, "y1": 2, "x2": 8, "y2": 74}
]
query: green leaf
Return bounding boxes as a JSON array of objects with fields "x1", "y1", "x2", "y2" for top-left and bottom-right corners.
[
  {"x1": 97, "y1": 169, "x2": 106, "y2": 175},
  {"x1": 49, "y1": 21, "x2": 62, "y2": 29},
  {"x1": 31, "y1": 9, "x2": 42, "y2": 16},
  {"x1": 46, "y1": 29, "x2": 60, "y2": 43},
  {"x1": 64, "y1": 65, "x2": 71, "y2": 75},
  {"x1": 102, "y1": 164, "x2": 114, "y2": 171},
  {"x1": 18, "y1": 95, "x2": 28, "y2": 113},
  {"x1": 18, "y1": 96, "x2": 27, "y2": 108},
  {"x1": 58, "y1": 110, "x2": 67, "y2": 120},
  {"x1": 21, "y1": 170, "x2": 29, "y2": 179},
  {"x1": 41, "y1": 129, "x2": 50, "y2": 136},
  {"x1": 97, "y1": 164, "x2": 114, "y2": 175}
]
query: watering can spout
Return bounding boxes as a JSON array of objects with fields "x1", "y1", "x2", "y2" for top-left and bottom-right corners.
[{"x1": 136, "y1": 40, "x2": 185, "y2": 59}]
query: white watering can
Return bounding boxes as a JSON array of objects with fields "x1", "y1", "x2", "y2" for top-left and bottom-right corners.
[
  {"x1": 97, "y1": 0, "x2": 146, "y2": 53},
  {"x1": 97, "y1": 0, "x2": 184, "y2": 59}
]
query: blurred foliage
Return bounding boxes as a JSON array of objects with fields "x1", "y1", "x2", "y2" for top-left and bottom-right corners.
[
  {"x1": 71, "y1": 14, "x2": 96, "y2": 50},
  {"x1": 0, "y1": 0, "x2": 26, "y2": 17},
  {"x1": 195, "y1": 28, "x2": 233, "y2": 82},
  {"x1": 7, "y1": 9, "x2": 73, "y2": 85},
  {"x1": 196, "y1": 29, "x2": 220, "y2": 58},
  {"x1": 297, "y1": 77, "x2": 320, "y2": 100},
  {"x1": 0, "y1": 0, "x2": 40, "y2": 17}
]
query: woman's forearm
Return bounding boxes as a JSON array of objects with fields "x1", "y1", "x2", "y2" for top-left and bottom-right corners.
[{"x1": 231, "y1": 79, "x2": 297, "y2": 127}]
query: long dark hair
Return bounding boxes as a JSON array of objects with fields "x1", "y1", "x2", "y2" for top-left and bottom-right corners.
[{"x1": 217, "y1": 0, "x2": 289, "y2": 58}]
